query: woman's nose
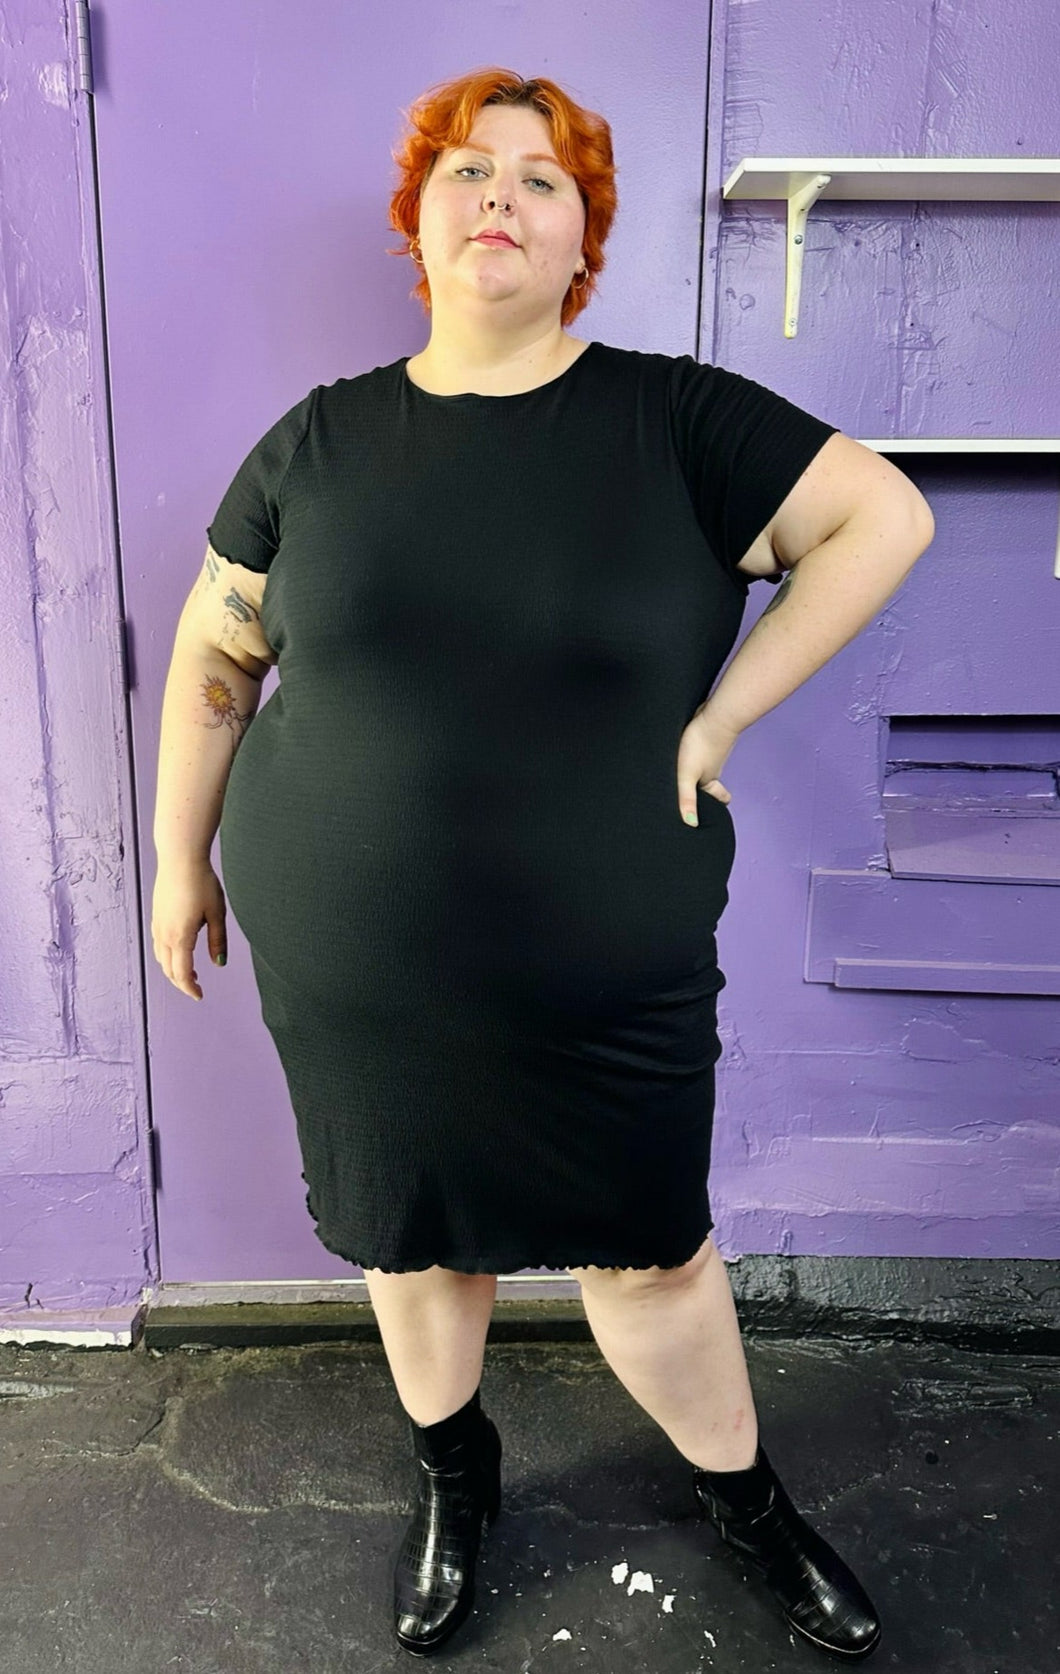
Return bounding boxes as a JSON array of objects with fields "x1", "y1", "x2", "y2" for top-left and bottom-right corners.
[{"x1": 483, "y1": 188, "x2": 513, "y2": 213}]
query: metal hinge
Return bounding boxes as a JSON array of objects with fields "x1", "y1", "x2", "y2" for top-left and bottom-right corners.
[
  {"x1": 73, "y1": 0, "x2": 94, "y2": 96},
  {"x1": 149, "y1": 1127, "x2": 161, "y2": 1192},
  {"x1": 120, "y1": 616, "x2": 136, "y2": 692}
]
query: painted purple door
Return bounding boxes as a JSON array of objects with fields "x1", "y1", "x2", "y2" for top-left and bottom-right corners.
[
  {"x1": 93, "y1": 0, "x2": 1059, "y2": 1281},
  {"x1": 93, "y1": 0, "x2": 714, "y2": 1279}
]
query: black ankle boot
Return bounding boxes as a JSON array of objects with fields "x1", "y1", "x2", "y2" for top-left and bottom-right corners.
[
  {"x1": 692, "y1": 1441, "x2": 882, "y2": 1660},
  {"x1": 393, "y1": 1386, "x2": 502, "y2": 1656}
]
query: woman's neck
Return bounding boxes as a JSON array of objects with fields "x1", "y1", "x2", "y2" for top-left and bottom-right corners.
[{"x1": 405, "y1": 322, "x2": 588, "y2": 397}]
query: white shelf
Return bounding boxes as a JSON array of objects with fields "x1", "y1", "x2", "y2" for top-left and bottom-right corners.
[
  {"x1": 721, "y1": 156, "x2": 1060, "y2": 336},
  {"x1": 861, "y1": 439, "x2": 1060, "y2": 453},
  {"x1": 723, "y1": 157, "x2": 1060, "y2": 203}
]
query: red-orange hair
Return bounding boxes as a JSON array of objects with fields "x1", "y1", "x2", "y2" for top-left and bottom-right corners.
[{"x1": 387, "y1": 67, "x2": 617, "y2": 327}]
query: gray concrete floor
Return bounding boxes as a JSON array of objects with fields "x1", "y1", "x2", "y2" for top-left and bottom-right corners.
[{"x1": 0, "y1": 1330, "x2": 1056, "y2": 1673}]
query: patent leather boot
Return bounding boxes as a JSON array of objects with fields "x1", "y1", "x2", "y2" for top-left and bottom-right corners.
[
  {"x1": 692, "y1": 1441, "x2": 882, "y2": 1660},
  {"x1": 393, "y1": 1387, "x2": 502, "y2": 1656}
]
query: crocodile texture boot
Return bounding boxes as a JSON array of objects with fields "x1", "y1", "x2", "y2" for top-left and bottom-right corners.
[
  {"x1": 692, "y1": 1441, "x2": 882, "y2": 1660},
  {"x1": 393, "y1": 1385, "x2": 502, "y2": 1656}
]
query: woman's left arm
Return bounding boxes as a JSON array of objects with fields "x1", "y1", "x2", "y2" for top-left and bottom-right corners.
[{"x1": 676, "y1": 434, "x2": 936, "y2": 822}]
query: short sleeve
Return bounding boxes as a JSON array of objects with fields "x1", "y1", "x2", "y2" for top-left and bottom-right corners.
[
  {"x1": 668, "y1": 356, "x2": 839, "y2": 585},
  {"x1": 206, "y1": 385, "x2": 318, "y2": 574}
]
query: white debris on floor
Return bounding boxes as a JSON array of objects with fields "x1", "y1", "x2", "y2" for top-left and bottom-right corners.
[{"x1": 610, "y1": 1559, "x2": 654, "y2": 1596}]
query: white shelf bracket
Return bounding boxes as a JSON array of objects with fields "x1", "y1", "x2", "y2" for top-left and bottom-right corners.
[{"x1": 785, "y1": 173, "x2": 831, "y2": 338}]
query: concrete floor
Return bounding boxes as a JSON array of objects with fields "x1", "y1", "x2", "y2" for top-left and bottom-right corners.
[{"x1": 0, "y1": 1329, "x2": 1056, "y2": 1673}]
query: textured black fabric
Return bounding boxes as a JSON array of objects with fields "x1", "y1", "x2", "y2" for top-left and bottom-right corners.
[{"x1": 207, "y1": 341, "x2": 838, "y2": 1274}]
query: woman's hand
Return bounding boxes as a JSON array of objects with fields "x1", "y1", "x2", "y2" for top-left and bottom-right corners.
[
  {"x1": 152, "y1": 858, "x2": 228, "y2": 1001},
  {"x1": 676, "y1": 706, "x2": 742, "y2": 826}
]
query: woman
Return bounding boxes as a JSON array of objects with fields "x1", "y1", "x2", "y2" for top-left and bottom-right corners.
[{"x1": 153, "y1": 66, "x2": 933, "y2": 1661}]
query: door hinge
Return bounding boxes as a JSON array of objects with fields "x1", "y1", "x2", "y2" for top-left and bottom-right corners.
[
  {"x1": 149, "y1": 1127, "x2": 161, "y2": 1192},
  {"x1": 120, "y1": 615, "x2": 136, "y2": 692},
  {"x1": 73, "y1": 0, "x2": 94, "y2": 97}
]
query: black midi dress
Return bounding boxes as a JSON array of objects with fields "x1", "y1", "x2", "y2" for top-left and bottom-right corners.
[{"x1": 207, "y1": 340, "x2": 837, "y2": 1274}]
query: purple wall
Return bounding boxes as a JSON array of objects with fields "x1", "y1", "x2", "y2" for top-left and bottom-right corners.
[
  {"x1": 701, "y1": 0, "x2": 1060, "y2": 1258},
  {"x1": 0, "y1": 0, "x2": 154, "y2": 1329},
  {"x1": 1, "y1": 0, "x2": 1057, "y2": 1332}
]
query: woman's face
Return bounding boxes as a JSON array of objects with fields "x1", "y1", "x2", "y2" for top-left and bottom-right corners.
[{"x1": 416, "y1": 103, "x2": 587, "y2": 324}]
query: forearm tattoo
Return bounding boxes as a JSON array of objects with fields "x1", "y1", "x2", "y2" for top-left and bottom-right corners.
[{"x1": 199, "y1": 671, "x2": 256, "y2": 757}]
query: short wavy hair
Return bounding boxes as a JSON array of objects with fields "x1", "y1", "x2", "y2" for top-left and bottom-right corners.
[{"x1": 388, "y1": 67, "x2": 617, "y2": 327}]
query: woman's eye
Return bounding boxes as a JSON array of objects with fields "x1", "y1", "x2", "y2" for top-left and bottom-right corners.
[{"x1": 454, "y1": 165, "x2": 555, "y2": 192}]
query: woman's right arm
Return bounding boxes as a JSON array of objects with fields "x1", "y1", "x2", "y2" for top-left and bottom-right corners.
[{"x1": 152, "y1": 544, "x2": 275, "y2": 1000}]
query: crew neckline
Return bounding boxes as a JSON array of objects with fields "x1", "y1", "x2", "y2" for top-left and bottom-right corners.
[{"x1": 401, "y1": 339, "x2": 598, "y2": 403}]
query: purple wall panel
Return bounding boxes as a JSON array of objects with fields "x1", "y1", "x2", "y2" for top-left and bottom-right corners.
[
  {"x1": 0, "y1": 0, "x2": 156, "y2": 1318},
  {"x1": 94, "y1": 0, "x2": 716, "y2": 1286},
  {"x1": 711, "y1": 0, "x2": 1060, "y2": 438},
  {"x1": 701, "y1": 0, "x2": 1060, "y2": 1256}
]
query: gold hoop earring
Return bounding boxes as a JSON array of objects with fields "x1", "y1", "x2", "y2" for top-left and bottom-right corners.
[
  {"x1": 409, "y1": 236, "x2": 424, "y2": 265},
  {"x1": 572, "y1": 266, "x2": 589, "y2": 289}
]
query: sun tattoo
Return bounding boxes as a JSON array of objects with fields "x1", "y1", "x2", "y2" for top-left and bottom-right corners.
[{"x1": 200, "y1": 671, "x2": 256, "y2": 754}]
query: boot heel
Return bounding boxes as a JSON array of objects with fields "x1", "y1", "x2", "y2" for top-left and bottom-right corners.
[{"x1": 481, "y1": 1415, "x2": 502, "y2": 1526}]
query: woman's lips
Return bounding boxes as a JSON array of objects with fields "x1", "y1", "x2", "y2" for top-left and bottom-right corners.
[{"x1": 473, "y1": 234, "x2": 517, "y2": 246}]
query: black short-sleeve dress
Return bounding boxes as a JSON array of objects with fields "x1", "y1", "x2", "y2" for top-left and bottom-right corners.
[{"x1": 206, "y1": 341, "x2": 838, "y2": 1274}]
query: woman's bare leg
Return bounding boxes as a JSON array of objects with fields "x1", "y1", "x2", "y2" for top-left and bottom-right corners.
[
  {"x1": 361, "y1": 1266, "x2": 498, "y2": 1425},
  {"x1": 569, "y1": 1233, "x2": 758, "y2": 1470}
]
